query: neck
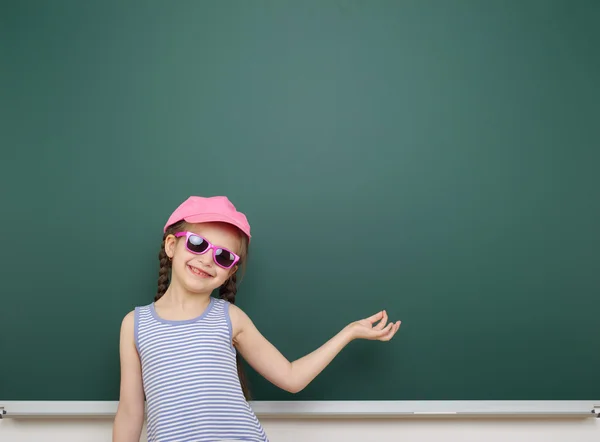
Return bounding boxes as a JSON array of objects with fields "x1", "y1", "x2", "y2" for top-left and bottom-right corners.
[{"x1": 160, "y1": 279, "x2": 211, "y2": 310}]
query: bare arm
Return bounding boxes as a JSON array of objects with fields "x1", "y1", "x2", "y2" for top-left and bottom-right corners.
[
  {"x1": 230, "y1": 306, "x2": 400, "y2": 393},
  {"x1": 112, "y1": 311, "x2": 145, "y2": 442}
]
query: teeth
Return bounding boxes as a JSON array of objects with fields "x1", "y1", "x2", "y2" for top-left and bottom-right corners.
[{"x1": 189, "y1": 265, "x2": 209, "y2": 277}]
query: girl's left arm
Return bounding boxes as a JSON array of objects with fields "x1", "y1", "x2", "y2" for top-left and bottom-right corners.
[{"x1": 229, "y1": 304, "x2": 400, "y2": 393}]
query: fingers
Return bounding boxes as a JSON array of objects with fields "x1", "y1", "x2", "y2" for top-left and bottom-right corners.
[
  {"x1": 356, "y1": 319, "x2": 401, "y2": 341},
  {"x1": 373, "y1": 310, "x2": 388, "y2": 331},
  {"x1": 378, "y1": 321, "x2": 401, "y2": 341},
  {"x1": 369, "y1": 321, "x2": 393, "y2": 338},
  {"x1": 365, "y1": 311, "x2": 384, "y2": 324},
  {"x1": 361, "y1": 311, "x2": 400, "y2": 341}
]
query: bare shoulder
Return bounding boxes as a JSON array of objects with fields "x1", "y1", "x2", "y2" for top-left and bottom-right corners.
[
  {"x1": 115, "y1": 309, "x2": 145, "y2": 425},
  {"x1": 122, "y1": 309, "x2": 135, "y2": 327},
  {"x1": 227, "y1": 303, "x2": 254, "y2": 339},
  {"x1": 118, "y1": 309, "x2": 141, "y2": 373},
  {"x1": 120, "y1": 310, "x2": 136, "y2": 340},
  {"x1": 227, "y1": 302, "x2": 247, "y2": 318}
]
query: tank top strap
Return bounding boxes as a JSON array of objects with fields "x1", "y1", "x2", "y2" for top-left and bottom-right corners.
[
  {"x1": 133, "y1": 304, "x2": 148, "y2": 354},
  {"x1": 205, "y1": 297, "x2": 235, "y2": 353}
]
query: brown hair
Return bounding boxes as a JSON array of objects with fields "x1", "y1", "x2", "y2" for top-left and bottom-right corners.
[{"x1": 155, "y1": 220, "x2": 252, "y2": 399}]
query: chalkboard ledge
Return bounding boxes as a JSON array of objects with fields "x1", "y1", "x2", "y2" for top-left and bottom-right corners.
[{"x1": 1, "y1": 401, "x2": 598, "y2": 419}]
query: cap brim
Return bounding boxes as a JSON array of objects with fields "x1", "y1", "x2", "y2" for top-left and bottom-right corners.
[{"x1": 183, "y1": 213, "x2": 251, "y2": 239}]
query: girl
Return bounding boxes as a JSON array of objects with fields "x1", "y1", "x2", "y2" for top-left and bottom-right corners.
[{"x1": 113, "y1": 195, "x2": 401, "y2": 442}]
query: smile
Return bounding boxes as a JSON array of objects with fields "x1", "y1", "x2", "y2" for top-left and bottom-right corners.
[{"x1": 187, "y1": 265, "x2": 213, "y2": 278}]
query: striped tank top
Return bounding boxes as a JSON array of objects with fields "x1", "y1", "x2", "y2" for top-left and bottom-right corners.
[{"x1": 134, "y1": 296, "x2": 269, "y2": 442}]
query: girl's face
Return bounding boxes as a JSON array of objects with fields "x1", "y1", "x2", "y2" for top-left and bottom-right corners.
[{"x1": 165, "y1": 222, "x2": 242, "y2": 295}]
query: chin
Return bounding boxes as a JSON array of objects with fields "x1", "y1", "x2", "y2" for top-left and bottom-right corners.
[{"x1": 184, "y1": 280, "x2": 220, "y2": 294}]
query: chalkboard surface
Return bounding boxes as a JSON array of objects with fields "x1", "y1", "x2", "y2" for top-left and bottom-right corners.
[{"x1": 1, "y1": 0, "x2": 598, "y2": 401}]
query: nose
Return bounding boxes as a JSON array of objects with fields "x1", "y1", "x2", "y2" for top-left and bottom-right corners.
[{"x1": 196, "y1": 249, "x2": 214, "y2": 267}]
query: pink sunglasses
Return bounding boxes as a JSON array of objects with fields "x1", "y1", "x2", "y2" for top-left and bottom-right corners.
[{"x1": 174, "y1": 231, "x2": 240, "y2": 269}]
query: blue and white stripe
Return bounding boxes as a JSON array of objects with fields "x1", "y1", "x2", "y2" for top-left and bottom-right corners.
[{"x1": 135, "y1": 297, "x2": 268, "y2": 442}]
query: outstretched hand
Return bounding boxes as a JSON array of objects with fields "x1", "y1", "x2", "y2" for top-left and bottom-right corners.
[{"x1": 346, "y1": 310, "x2": 401, "y2": 342}]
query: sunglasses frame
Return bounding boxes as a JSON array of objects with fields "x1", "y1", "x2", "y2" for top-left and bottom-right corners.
[{"x1": 174, "y1": 231, "x2": 240, "y2": 269}]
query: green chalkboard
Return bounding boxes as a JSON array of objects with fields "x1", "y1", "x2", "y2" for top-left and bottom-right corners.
[{"x1": 1, "y1": 0, "x2": 599, "y2": 402}]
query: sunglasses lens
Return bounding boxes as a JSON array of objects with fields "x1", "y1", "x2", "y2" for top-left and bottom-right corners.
[
  {"x1": 187, "y1": 235, "x2": 209, "y2": 253},
  {"x1": 215, "y1": 248, "x2": 236, "y2": 268}
]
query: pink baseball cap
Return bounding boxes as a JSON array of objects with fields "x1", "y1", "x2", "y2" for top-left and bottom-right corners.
[{"x1": 163, "y1": 195, "x2": 251, "y2": 239}]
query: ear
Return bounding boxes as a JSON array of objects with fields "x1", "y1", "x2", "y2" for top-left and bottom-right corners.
[{"x1": 164, "y1": 234, "x2": 177, "y2": 259}]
